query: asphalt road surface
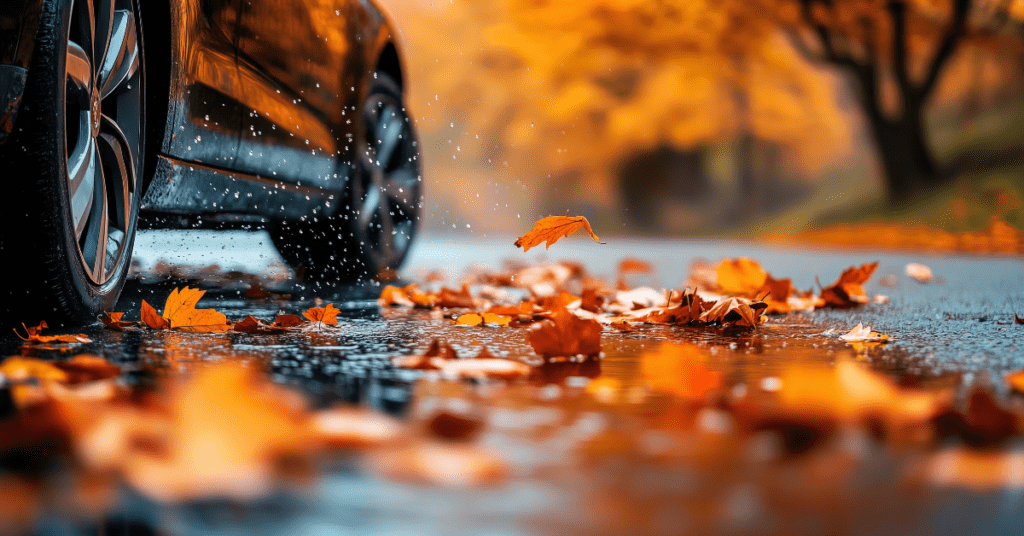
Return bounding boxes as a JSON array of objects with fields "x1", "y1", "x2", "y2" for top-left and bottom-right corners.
[{"x1": 3, "y1": 230, "x2": 1024, "y2": 536}]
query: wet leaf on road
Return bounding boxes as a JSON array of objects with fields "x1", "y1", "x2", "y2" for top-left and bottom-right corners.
[
  {"x1": 14, "y1": 321, "x2": 91, "y2": 344},
  {"x1": 528, "y1": 307, "x2": 602, "y2": 359},
  {"x1": 819, "y1": 261, "x2": 878, "y2": 308},
  {"x1": 302, "y1": 303, "x2": 340, "y2": 328}
]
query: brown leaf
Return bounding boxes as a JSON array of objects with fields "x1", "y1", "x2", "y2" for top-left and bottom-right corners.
[
  {"x1": 141, "y1": 300, "x2": 169, "y2": 329},
  {"x1": 438, "y1": 358, "x2": 531, "y2": 380},
  {"x1": 642, "y1": 290, "x2": 707, "y2": 325},
  {"x1": 699, "y1": 297, "x2": 764, "y2": 329},
  {"x1": 273, "y1": 314, "x2": 305, "y2": 327},
  {"x1": 514, "y1": 215, "x2": 600, "y2": 252},
  {"x1": 820, "y1": 262, "x2": 878, "y2": 309},
  {"x1": 527, "y1": 307, "x2": 602, "y2": 359},
  {"x1": 15, "y1": 321, "x2": 92, "y2": 344},
  {"x1": 302, "y1": 303, "x2": 340, "y2": 327},
  {"x1": 1015, "y1": 314, "x2": 1023, "y2": 325},
  {"x1": 436, "y1": 284, "x2": 477, "y2": 309},
  {"x1": 233, "y1": 315, "x2": 293, "y2": 334},
  {"x1": 161, "y1": 287, "x2": 230, "y2": 332},
  {"x1": 99, "y1": 312, "x2": 139, "y2": 330},
  {"x1": 759, "y1": 275, "x2": 793, "y2": 314}
]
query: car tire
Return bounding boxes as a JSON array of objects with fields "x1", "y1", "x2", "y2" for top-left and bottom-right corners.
[
  {"x1": 0, "y1": 0, "x2": 144, "y2": 327},
  {"x1": 270, "y1": 71, "x2": 422, "y2": 284}
]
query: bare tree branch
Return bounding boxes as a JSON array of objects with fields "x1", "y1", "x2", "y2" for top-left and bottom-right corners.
[{"x1": 919, "y1": 0, "x2": 971, "y2": 98}]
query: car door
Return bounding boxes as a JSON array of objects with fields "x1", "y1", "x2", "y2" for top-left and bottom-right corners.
[
  {"x1": 163, "y1": 0, "x2": 246, "y2": 169},
  {"x1": 232, "y1": 0, "x2": 347, "y2": 192}
]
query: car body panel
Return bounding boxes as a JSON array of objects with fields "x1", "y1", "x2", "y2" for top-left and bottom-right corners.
[
  {"x1": 3, "y1": 0, "x2": 408, "y2": 223},
  {"x1": 0, "y1": 0, "x2": 43, "y2": 143}
]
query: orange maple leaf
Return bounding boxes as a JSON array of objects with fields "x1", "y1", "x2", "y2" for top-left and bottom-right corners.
[
  {"x1": 514, "y1": 215, "x2": 601, "y2": 252},
  {"x1": 303, "y1": 303, "x2": 340, "y2": 327},
  {"x1": 527, "y1": 307, "x2": 602, "y2": 359},
  {"x1": 758, "y1": 275, "x2": 793, "y2": 314},
  {"x1": 99, "y1": 312, "x2": 139, "y2": 330},
  {"x1": 160, "y1": 287, "x2": 230, "y2": 333}
]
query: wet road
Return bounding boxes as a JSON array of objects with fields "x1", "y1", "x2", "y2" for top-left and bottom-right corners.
[{"x1": 3, "y1": 231, "x2": 1024, "y2": 536}]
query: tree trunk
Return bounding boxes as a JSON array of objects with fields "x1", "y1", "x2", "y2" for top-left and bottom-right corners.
[{"x1": 863, "y1": 102, "x2": 942, "y2": 203}]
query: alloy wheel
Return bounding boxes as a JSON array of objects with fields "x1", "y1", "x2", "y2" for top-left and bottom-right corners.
[
  {"x1": 65, "y1": 0, "x2": 142, "y2": 285},
  {"x1": 355, "y1": 89, "x2": 421, "y2": 268}
]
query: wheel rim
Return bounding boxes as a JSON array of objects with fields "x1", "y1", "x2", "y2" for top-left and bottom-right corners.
[
  {"x1": 355, "y1": 91, "x2": 421, "y2": 269},
  {"x1": 65, "y1": 0, "x2": 141, "y2": 285}
]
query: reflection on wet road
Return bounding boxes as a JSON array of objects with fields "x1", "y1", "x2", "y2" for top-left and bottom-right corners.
[{"x1": 2, "y1": 230, "x2": 1023, "y2": 536}]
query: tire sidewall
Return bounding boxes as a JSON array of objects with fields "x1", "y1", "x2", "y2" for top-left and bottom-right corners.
[{"x1": 3, "y1": 0, "x2": 142, "y2": 324}]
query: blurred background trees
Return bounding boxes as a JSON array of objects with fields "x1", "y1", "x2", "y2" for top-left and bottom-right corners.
[{"x1": 382, "y1": 0, "x2": 1024, "y2": 235}]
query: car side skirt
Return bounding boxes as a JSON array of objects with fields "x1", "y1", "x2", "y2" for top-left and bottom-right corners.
[{"x1": 140, "y1": 155, "x2": 339, "y2": 221}]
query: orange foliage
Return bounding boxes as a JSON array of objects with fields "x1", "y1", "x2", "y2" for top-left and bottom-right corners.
[
  {"x1": 14, "y1": 321, "x2": 91, "y2": 344},
  {"x1": 162, "y1": 287, "x2": 231, "y2": 333}
]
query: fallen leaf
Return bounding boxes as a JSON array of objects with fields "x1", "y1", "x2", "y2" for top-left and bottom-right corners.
[
  {"x1": 1015, "y1": 314, "x2": 1023, "y2": 325},
  {"x1": 378, "y1": 285, "x2": 414, "y2": 307},
  {"x1": 438, "y1": 358, "x2": 531, "y2": 380},
  {"x1": 839, "y1": 323, "x2": 890, "y2": 343},
  {"x1": 303, "y1": 303, "x2": 340, "y2": 327},
  {"x1": 437, "y1": 284, "x2": 477, "y2": 309},
  {"x1": 527, "y1": 307, "x2": 602, "y2": 359},
  {"x1": 759, "y1": 275, "x2": 793, "y2": 314},
  {"x1": 642, "y1": 290, "x2": 707, "y2": 325},
  {"x1": 391, "y1": 340, "x2": 458, "y2": 370},
  {"x1": 120, "y1": 362, "x2": 313, "y2": 502},
  {"x1": 14, "y1": 321, "x2": 91, "y2": 344},
  {"x1": 716, "y1": 258, "x2": 767, "y2": 297},
  {"x1": 905, "y1": 262, "x2": 933, "y2": 283},
  {"x1": 310, "y1": 407, "x2": 402, "y2": 448},
  {"x1": 233, "y1": 315, "x2": 294, "y2": 334},
  {"x1": 141, "y1": 300, "x2": 169, "y2": 329},
  {"x1": 454, "y1": 313, "x2": 511, "y2": 326},
  {"x1": 819, "y1": 262, "x2": 878, "y2": 308},
  {"x1": 274, "y1": 314, "x2": 305, "y2": 327},
  {"x1": 514, "y1": 215, "x2": 600, "y2": 252},
  {"x1": 0, "y1": 356, "x2": 69, "y2": 383},
  {"x1": 370, "y1": 442, "x2": 507, "y2": 487},
  {"x1": 161, "y1": 287, "x2": 230, "y2": 333},
  {"x1": 699, "y1": 297, "x2": 764, "y2": 329},
  {"x1": 99, "y1": 312, "x2": 139, "y2": 330},
  {"x1": 640, "y1": 343, "x2": 722, "y2": 399}
]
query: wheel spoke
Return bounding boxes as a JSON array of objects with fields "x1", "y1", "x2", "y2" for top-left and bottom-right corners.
[
  {"x1": 386, "y1": 169, "x2": 419, "y2": 216},
  {"x1": 74, "y1": 0, "x2": 97, "y2": 68},
  {"x1": 98, "y1": 10, "x2": 138, "y2": 98},
  {"x1": 359, "y1": 185, "x2": 381, "y2": 229},
  {"x1": 92, "y1": 0, "x2": 116, "y2": 79},
  {"x1": 98, "y1": 114, "x2": 135, "y2": 229},
  {"x1": 70, "y1": 137, "x2": 98, "y2": 238},
  {"x1": 375, "y1": 111, "x2": 402, "y2": 168},
  {"x1": 377, "y1": 198, "x2": 395, "y2": 257},
  {"x1": 66, "y1": 41, "x2": 93, "y2": 103},
  {"x1": 80, "y1": 164, "x2": 109, "y2": 280}
]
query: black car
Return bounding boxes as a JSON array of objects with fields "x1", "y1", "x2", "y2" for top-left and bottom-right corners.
[{"x1": 0, "y1": 0, "x2": 422, "y2": 325}]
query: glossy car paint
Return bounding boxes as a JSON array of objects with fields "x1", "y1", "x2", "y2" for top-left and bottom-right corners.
[{"x1": 3, "y1": 0, "x2": 407, "y2": 223}]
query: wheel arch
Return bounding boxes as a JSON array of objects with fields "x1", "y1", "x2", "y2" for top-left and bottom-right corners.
[{"x1": 136, "y1": 0, "x2": 172, "y2": 196}]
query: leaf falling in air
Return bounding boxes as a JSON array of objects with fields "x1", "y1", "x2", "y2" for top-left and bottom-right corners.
[{"x1": 514, "y1": 215, "x2": 601, "y2": 252}]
